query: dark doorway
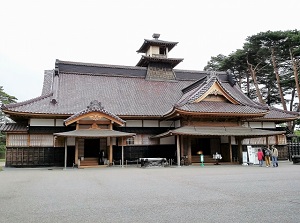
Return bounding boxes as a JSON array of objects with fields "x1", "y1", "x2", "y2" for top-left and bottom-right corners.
[
  {"x1": 67, "y1": 146, "x2": 75, "y2": 167},
  {"x1": 84, "y1": 139, "x2": 100, "y2": 157},
  {"x1": 191, "y1": 138, "x2": 211, "y2": 155}
]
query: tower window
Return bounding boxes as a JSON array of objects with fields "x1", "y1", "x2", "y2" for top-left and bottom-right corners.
[{"x1": 159, "y1": 47, "x2": 166, "y2": 55}]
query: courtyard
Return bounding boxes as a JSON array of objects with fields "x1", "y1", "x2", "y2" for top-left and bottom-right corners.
[{"x1": 0, "y1": 161, "x2": 299, "y2": 223}]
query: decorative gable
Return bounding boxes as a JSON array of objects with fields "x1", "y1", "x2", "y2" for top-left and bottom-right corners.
[
  {"x1": 193, "y1": 82, "x2": 239, "y2": 104},
  {"x1": 65, "y1": 100, "x2": 125, "y2": 129}
]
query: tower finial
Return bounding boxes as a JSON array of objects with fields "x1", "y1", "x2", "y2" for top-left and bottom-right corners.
[{"x1": 152, "y1": 33, "x2": 160, "y2": 40}]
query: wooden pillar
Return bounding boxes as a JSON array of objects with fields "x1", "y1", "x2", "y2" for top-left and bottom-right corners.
[
  {"x1": 75, "y1": 138, "x2": 79, "y2": 165},
  {"x1": 121, "y1": 137, "x2": 124, "y2": 168},
  {"x1": 176, "y1": 135, "x2": 180, "y2": 167},
  {"x1": 64, "y1": 138, "x2": 67, "y2": 169},
  {"x1": 237, "y1": 137, "x2": 242, "y2": 164},
  {"x1": 180, "y1": 135, "x2": 184, "y2": 156},
  {"x1": 266, "y1": 136, "x2": 269, "y2": 148},
  {"x1": 109, "y1": 137, "x2": 113, "y2": 164},
  {"x1": 187, "y1": 136, "x2": 192, "y2": 164},
  {"x1": 228, "y1": 136, "x2": 232, "y2": 162}
]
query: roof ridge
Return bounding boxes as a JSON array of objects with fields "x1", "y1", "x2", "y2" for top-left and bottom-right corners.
[
  {"x1": 56, "y1": 59, "x2": 146, "y2": 71},
  {"x1": 59, "y1": 71, "x2": 145, "y2": 79}
]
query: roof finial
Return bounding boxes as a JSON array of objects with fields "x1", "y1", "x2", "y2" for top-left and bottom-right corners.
[{"x1": 152, "y1": 33, "x2": 160, "y2": 40}]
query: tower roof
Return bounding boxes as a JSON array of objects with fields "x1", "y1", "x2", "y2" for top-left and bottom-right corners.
[{"x1": 136, "y1": 39, "x2": 178, "y2": 53}]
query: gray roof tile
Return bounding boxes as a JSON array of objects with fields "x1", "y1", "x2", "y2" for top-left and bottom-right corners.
[{"x1": 3, "y1": 60, "x2": 299, "y2": 122}]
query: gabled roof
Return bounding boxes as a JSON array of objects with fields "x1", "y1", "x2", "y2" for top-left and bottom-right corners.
[
  {"x1": 65, "y1": 100, "x2": 125, "y2": 126},
  {"x1": 163, "y1": 72, "x2": 270, "y2": 118}
]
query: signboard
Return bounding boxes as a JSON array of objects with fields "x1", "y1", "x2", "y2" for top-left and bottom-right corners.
[
  {"x1": 247, "y1": 145, "x2": 259, "y2": 165},
  {"x1": 242, "y1": 151, "x2": 248, "y2": 165}
]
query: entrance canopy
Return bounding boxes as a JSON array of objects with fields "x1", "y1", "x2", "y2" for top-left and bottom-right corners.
[
  {"x1": 151, "y1": 126, "x2": 285, "y2": 139},
  {"x1": 54, "y1": 129, "x2": 135, "y2": 138}
]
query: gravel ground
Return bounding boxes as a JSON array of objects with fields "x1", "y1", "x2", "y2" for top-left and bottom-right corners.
[{"x1": 0, "y1": 161, "x2": 300, "y2": 223}]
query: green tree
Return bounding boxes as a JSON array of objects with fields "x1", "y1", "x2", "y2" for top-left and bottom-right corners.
[
  {"x1": 0, "y1": 86, "x2": 17, "y2": 155},
  {"x1": 204, "y1": 30, "x2": 300, "y2": 132},
  {"x1": 0, "y1": 86, "x2": 17, "y2": 123}
]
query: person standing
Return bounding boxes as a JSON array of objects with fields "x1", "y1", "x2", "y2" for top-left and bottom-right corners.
[
  {"x1": 257, "y1": 148, "x2": 264, "y2": 167},
  {"x1": 264, "y1": 146, "x2": 271, "y2": 167},
  {"x1": 271, "y1": 145, "x2": 279, "y2": 167}
]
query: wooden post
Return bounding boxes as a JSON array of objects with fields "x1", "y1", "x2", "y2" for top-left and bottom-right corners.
[
  {"x1": 237, "y1": 137, "x2": 242, "y2": 164},
  {"x1": 176, "y1": 135, "x2": 180, "y2": 167},
  {"x1": 75, "y1": 138, "x2": 78, "y2": 165},
  {"x1": 228, "y1": 136, "x2": 232, "y2": 162},
  {"x1": 109, "y1": 137, "x2": 113, "y2": 164},
  {"x1": 180, "y1": 135, "x2": 184, "y2": 157},
  {"x1": 64, "y1": 137, "x2": 67, "y2": 169},
  {"x1": 121, "y1": 137, "x2": 124, "y2": 168},
  {"x1": 187, "y1": 136, "x2": 192, "y2": 164}
]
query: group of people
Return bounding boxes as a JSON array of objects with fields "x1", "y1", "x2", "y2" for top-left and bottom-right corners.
[{"x1": 257, "y1": 145, "x2": 278, "y2": 167}]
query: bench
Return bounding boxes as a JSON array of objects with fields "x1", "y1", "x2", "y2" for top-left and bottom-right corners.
[{"x1": 140, "y1": 158, "x2": 167, "y2": 167}]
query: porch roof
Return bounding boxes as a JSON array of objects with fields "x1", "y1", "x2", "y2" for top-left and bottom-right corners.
[
  {"x1": 54, "y1": 129, "x2": 135, "y2": 138},
  {"x1": 151, "y1": 126, "x2": 286, "y2": 139}
]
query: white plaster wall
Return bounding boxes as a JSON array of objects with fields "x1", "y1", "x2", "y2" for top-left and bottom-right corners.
[
  {"x1": 248, "y1": 122, "x2": 262, "y2": 128},
  {"x1": 143, "y1": 120, "x2": 159, "y2": 127},
  {"x1": 262, "y1": 122, "x2": 275, "y2": 128},
  {"x1": 55, "y1": 119, "x2": 65, "y2": 126},
  {"x1": 126, "y1": 120, "x2": 142, "y2": 127},
  {"x1": 30, "y1": 119, "x2": 55, "y2": 126}
]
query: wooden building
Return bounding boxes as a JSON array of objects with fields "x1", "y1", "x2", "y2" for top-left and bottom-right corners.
[{"x1": 1, "y1": 34, "x2": 299, "y2": 167}]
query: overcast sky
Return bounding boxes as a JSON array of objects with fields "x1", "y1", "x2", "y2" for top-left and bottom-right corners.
[{"x1": 1, "y1": 0, "x2": 300, "y2": 102}]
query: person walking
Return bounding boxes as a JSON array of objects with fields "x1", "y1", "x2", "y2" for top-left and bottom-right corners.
[
  {"x1": 271, "y1": 145, "x2": 279, "y2": 167},
  {"x1": 264, "y1": 146, "x2": 271, "y2": 167},
  {"x1": 257, "y1": 148, "x2": 264, "y2": 167}
]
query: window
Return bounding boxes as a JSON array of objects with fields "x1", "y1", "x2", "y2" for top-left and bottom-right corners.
[
  {"x1": 159, "y1": 47, "x2": 166, "y2": 55},
  {"x1": 126, "y1": 137, "x2": 135, "y2": 145}
]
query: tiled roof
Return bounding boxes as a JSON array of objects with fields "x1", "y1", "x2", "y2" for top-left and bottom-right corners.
[
  {"x1": 0, "y1": 123, "x2": 27, "y2": 132},
  {"x1": 42, "y1": 70, "x2": 54, "y2": 95},
  {"x1": 3, "y1": 72, "x2": 192, "y2": 117},
  {"x1": 2, "y1": 60, "x2": 299, "y2": 122},
  {"x1": 252, "y1": 107, "x2": 300, "y2": 121},
  {"x1": 174, "y1": 72, "x2": 267, "y2": 113},
  {"x1": 176, "y1": 101, "x2": 267, "y2": 115},
  {"x1": 152, "y1": 126, "x2": 286, "y2": 138}
]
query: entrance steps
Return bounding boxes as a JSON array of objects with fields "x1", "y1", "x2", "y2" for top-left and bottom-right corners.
[
  {"x1": 192, "y1": 155, "x2": 216, "y2": 163},
  {"x1": 80, "y1": 157, "x2": 99, "y2": 166},
  {"x1": 78, "y1": 157, "x2": 108, "y2": 168}
]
